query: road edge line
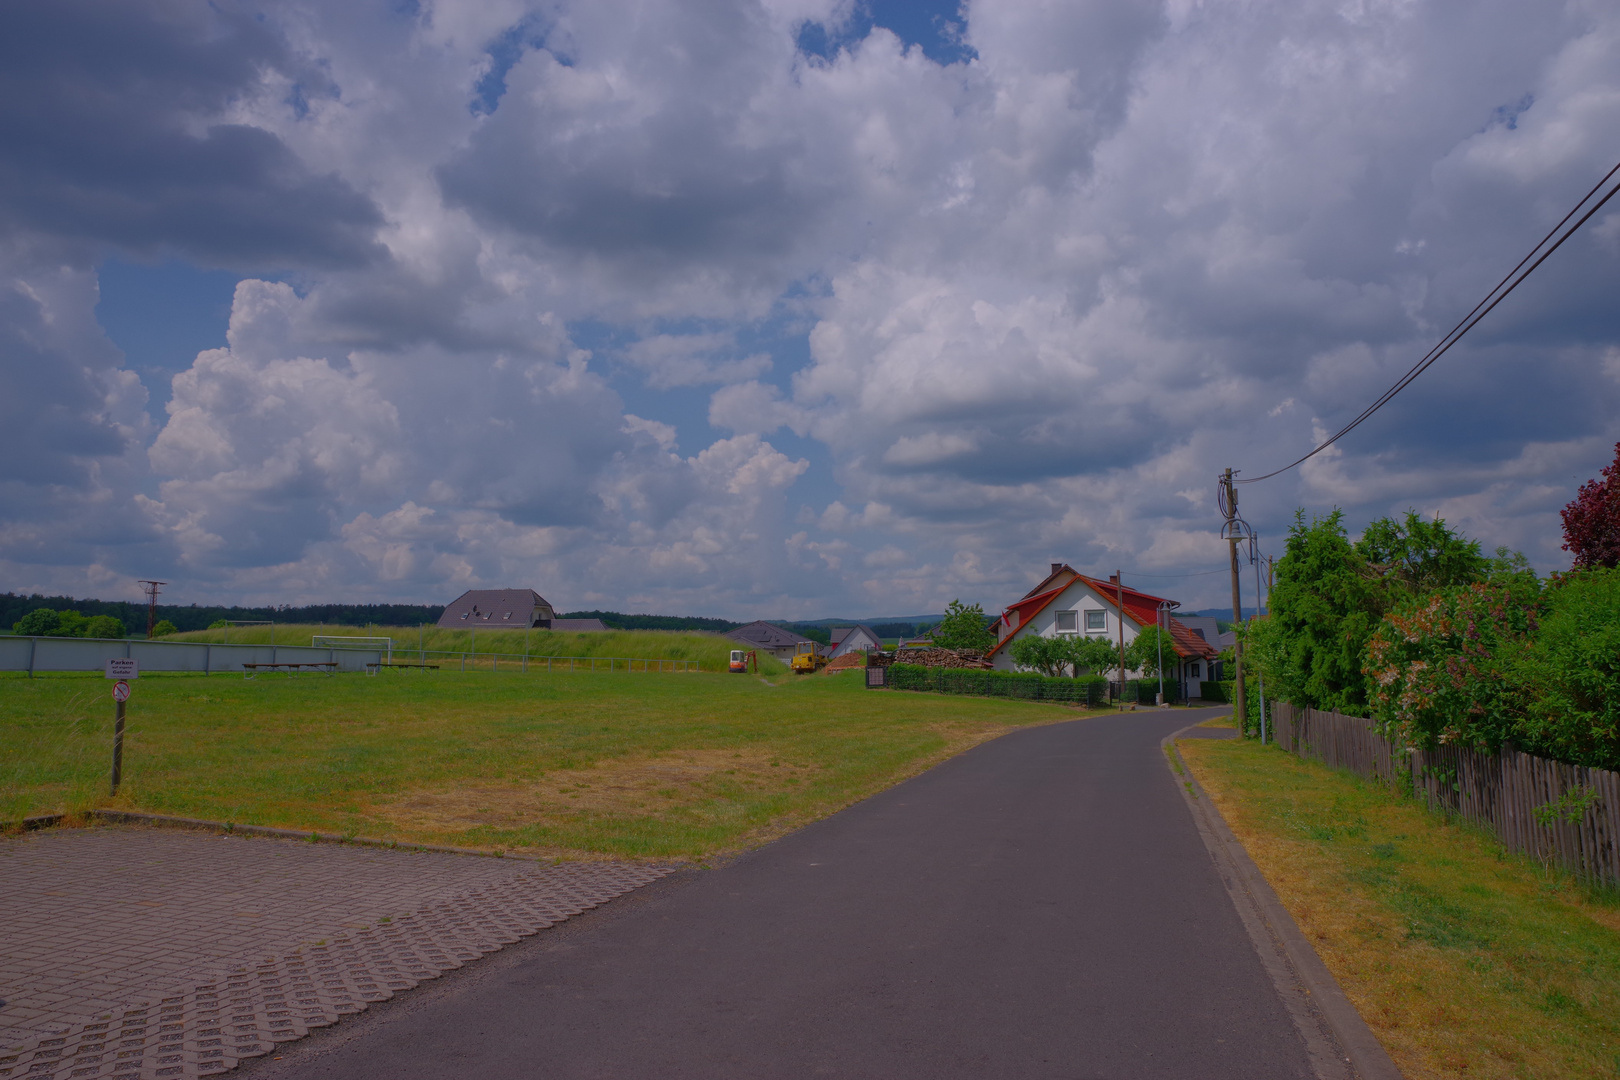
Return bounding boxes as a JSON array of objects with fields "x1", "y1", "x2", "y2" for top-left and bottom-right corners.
[{"x1": 1164, "y1": 722, "x2": 1405, "y2": 1080}]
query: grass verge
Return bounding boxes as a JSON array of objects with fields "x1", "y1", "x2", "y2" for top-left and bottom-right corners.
[
  {"x1": 2, "y1": 670, "x2": 1102, "y2": 861},
  {"x1": 1179, "y1": 736, "x2": 1620, "y2": 1080}
]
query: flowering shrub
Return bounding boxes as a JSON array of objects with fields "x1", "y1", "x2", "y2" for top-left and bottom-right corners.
[{"x1": 1364, "y1": 582, "x2": 1537, "y2": 753}]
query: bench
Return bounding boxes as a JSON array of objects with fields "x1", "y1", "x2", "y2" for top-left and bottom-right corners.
[
  {"x1": 241, "y1": 661, "x2": 338, "y2": 679},
  {"x1": 366, "y1": 661, "x2": 440, "y2": 675}
]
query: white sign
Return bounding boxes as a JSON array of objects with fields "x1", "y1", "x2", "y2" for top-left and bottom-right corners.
[
  {"x1": 112, "y1": 680, "x2": 131, "y2": 703},
  {"x1": 105, "y1": 658, "x2": 139, "y2": 679}
]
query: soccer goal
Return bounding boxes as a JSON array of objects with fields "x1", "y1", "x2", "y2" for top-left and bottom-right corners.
[{"x1": 312, "y1": 635, "x2": 394, "y2": 663}]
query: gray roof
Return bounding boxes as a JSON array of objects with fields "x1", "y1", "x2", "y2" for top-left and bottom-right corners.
[
  {"x1": 550, "y1": 618, "x2": 608, "y2": 632},
  {"x1": 437, "y1": 589, "x2": 556, "y2": 629},
  {"x1": 725, "y1": 620, "x2": 812, "y2": 649}
]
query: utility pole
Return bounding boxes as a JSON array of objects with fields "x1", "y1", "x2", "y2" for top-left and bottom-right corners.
[
  {"x1": 1219, "y1": 470, "x2": 1246, "y2": 736},
  {"x1": 1115, "y1": 571, "x2": 1127, "y2": 708},
  {"x1": 137, "y1": 580, "x2": 166, "y2": 639}
]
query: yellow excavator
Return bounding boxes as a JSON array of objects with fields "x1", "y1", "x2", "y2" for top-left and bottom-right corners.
[{"x1": 790, "y1": 640, "x2": 829, "y2": 674}]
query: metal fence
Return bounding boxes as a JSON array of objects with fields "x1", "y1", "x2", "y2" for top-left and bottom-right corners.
[
  {"x1": 0, "y1": 636, "x2": 381, "y2": 675},
  {"x1": 1273, "y1": 701, "x2": 1620, "y2": 887},
  {"x1": 0, "y1": 636, "x2": 702, "y2": 676}
]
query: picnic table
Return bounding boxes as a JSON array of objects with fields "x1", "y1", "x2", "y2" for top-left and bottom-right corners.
[{"x1": 241, "y1": 661, "x2": 337, "y2": 679}]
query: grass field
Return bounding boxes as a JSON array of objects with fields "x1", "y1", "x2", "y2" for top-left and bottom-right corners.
[
  {"x1": 164, "y1": 623, "x2": 785, "y2": 674},
  {"x1": 1180, "y1": 736, "x2": 1620, "y2": 1080},
  {"x1": 1, "y1": 669, "x2": 1102, "y2": 860}
]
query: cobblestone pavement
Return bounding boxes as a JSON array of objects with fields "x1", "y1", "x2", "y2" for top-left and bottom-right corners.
[{"x1": 0, "y1": 827, "x2": 669, "y2": 1079}]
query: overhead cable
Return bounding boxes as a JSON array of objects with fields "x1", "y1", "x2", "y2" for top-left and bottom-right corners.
[{"x1": 1237, "y1": 158, "x2": 1620, "y2": 485}]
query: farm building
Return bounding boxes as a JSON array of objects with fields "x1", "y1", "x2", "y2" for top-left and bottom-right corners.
[
  {"x1": 725, "y1": 620, "x2": 815, "y2": 663},
  {"x1": 436, "y1": 589, "x2": 556, "y2": 629},
  {"x1": 828, "y1": 624, "x2": 883, "y2": 658},
  {"x1": 988, "y1": 563, "x2": 1218, "y2": 697},
  {"x1": 550, "y1": 618, "x2": 608, "y2": 632}
]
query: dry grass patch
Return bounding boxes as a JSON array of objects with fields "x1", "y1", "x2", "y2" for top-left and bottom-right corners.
[
  {"x1": 1180, "y1": 737, "x2": 1620, "y2": 1080},
  {"x1": 372, "y1": 748, "x2": 818, "y2": 831}
]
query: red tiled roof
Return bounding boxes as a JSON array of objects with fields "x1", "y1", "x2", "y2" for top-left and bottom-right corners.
[{"x1": 990, "y1": 565, "x2": 1217, "y2": 661}]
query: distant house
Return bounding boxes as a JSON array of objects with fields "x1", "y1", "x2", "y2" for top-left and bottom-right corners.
[
  {"x1": 725, "y1": 620, "x2": 814, "y2": 662},
  {"x1": 988, "y1": 563, "x2": 1218, "y2": 697},
  {"x1": 436, "y1": 589, "x2": 556, "y2": 630},
  {"x1": 549, "y1": 618, "x2": 609, "y2": 632},
  {"x1": 828, "y1": 624, "x2": 883, "y2": 658}
]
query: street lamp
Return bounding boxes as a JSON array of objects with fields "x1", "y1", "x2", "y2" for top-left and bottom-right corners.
[{"x1": 1156, "y1": 599, "x2": 1179, "y2": 706}]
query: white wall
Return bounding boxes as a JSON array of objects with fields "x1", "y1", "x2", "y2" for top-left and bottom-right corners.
[{"x1": 991, "y1": 580, "x2": 1142, "y2": 675}]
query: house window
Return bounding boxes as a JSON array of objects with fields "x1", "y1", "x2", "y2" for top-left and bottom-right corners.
[
  {"x1": 1190, "y1": 663, "x2": 1201, "y2": 679},
  {"x1": 1084, "y1": 609, "x2": 1106, "y2": 631},
  {"x1": 1054, "y1": 610, "x2": 1077, "y2": 633}
]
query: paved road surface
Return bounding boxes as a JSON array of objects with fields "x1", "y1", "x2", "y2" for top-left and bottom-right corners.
[{"x1": 250, "y1": 709, "x2": 1316, "y2": 1079}]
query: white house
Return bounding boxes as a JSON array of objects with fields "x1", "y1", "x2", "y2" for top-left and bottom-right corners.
[
  {"x1": 987, "y1": 563, "x2": 1219, "y2": 697},
  {"x1": 828, "y1": 624, "x2": 883, "y2": 658}
]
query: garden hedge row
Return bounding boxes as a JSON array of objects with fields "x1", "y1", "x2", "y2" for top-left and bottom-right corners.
[{"x1": 887, "y1": 664, "x2": 1107, "y2": 705}]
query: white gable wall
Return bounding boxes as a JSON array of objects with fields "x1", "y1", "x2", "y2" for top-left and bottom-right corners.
[
  {"x1": 829, "y1": 627, "x2": 882, "y2": 658},
  {"x1": 992, "y1": 580, "x2": 1144, "y2": 674}
]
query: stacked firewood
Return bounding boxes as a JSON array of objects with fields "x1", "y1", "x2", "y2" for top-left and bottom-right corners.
[{"x1": 888, "y1": 647, "x2": 992, "y2": 670}]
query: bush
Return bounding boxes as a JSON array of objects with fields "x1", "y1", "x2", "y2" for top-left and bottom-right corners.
[
  {"x1": 152, "y1": 619, "x2": 178, "y2": 637},
  {"x1": 887, "y1": 664, "x2": 1106, "y2": 705},
  {"x1": 208, "y1": 619, "x2": 229, "y2": 630},
  {"x1": 13, "y1": 608, "x2": 61, "y2": 636},
  {"x1": 1363, "y1": 581, "x2": 1535, "y2": 754},
  {"x1": 83, "y1": 615, "x2": 126, "y2": 639},
  {"x1": 1510, "y1": 569, "x2": 1620, "y2": 770},
  {"x1": 1126, "y1": 678, "x2": 1179, "y2": 704}
]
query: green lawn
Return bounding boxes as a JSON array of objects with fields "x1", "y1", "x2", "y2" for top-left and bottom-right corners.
[
  {"x1": 2, "y1": 670, "x2": 1098, "y2": 860},
  {"x1": 1180, "y1": 736, "x2": 1620, "y2": 1080}
]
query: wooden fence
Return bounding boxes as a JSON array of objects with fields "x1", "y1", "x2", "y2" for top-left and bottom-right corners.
[{"x1": 1272, "y1": 701, "x2": 1620, "y2": 888}]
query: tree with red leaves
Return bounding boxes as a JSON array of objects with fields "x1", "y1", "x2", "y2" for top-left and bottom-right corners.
[{"x1": 1562, "y1": 441, "x2": 1620, "y2": 569}]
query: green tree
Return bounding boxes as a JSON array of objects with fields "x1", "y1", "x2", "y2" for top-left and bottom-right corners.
[
  {"x1": 1255, "y1": 509, "x2": 1486, "y2": 715},
  {"x1": 1510, "y1": 568, "x2": 1620, "y2": 770},
  {"x1": 151, "y1": 619, "x2": 178, "y2": 637},
  {"x1": 208, "y1": 619, "x2": 229, "y2": 630},
  {"x1": 1068, "y1": 635, "x2": 1119, "y2": 675},
  {"x1": 1126, "y1": 625, "x2": 1176, "y2": 678},
  {"x1": 13, "y1": 608, "x2": 61, "y2": 635},
  {"x1": 1010, "y1": 634, "x2": 1068, "y2": 676},
  {"x1": 932, "y1": 599, "x2": 995, "y2": 652},
  {"x1": 54, "y1": 610, "x2": 89, "y2": 637},
  {"x1": 83, "y1": 615, "x2": 126, "y2": 639}
]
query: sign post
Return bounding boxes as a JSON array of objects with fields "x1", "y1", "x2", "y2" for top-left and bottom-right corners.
[{"x1": 105, "y1": 659, "x2": 138, "y2": 794}]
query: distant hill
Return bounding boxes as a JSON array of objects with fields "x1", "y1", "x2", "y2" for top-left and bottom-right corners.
[{"x1": 1190, "y1": 607, "x2": 1260, "y2": 620}]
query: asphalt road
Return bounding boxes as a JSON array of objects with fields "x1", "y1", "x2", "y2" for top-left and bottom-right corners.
[{"x1": 254, "y1": 708, "x2": 1315, "y2": 1079}]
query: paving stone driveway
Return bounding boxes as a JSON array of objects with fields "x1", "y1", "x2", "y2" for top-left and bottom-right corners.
[{"x1": 0, "y1": 826, "x2": 668, "y2": 1080}]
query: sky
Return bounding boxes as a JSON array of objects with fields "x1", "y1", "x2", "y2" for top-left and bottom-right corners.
[{"x1": 2, "y1": 0, "x2": 1618, "y2": 620}]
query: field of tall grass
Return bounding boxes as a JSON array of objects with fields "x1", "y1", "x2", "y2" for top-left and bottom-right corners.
[{"x1": 166, "y1": 623, "x2": 782, "y2": 673}]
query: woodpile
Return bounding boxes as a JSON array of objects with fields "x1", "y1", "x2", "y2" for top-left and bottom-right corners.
[{"x1": 887, "y1": 647, "x2": 992, "y2": 670}]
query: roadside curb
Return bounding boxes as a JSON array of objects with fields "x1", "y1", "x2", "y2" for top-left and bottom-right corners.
[
  {"x1": 4, "y1": 809, "x2": 552, "y2": 862},
  {"x1": 1164, "y1": 722, "x2": 1405, "y2": 1080}
]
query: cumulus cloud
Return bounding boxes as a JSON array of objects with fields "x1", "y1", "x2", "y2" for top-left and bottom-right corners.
[{"x1": 2, "y1": 0, "x2": 1618, "y2": 617}]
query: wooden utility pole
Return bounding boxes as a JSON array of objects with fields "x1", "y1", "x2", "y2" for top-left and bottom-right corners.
[
  {"x1": 1221, "y1": 469, "x2": 1246, "y2": 736},
  {"x1": 1115, "y1": 571, "x2": 1127, "y2": 708}
]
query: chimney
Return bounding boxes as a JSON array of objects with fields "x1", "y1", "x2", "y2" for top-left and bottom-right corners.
[
  {"x1": 1109, "y1": 573, "x2": 1119, "y2": 586},
  {"x1": 1050, "y1": 562, "x2": 1063, "y2": 577}
]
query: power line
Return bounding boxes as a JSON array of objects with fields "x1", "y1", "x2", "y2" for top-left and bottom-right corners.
[
  {"x1": 1120, "y1": 567, "x2": 1231, "y2": 579},
  {"x1": 1237, "y1": 158, "x2": 1620, "y2": 485}
]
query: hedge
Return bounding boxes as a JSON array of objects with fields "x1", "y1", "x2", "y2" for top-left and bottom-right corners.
[{"x1": 887, "y1": 664, "x2": 1107, "y2": 705}]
